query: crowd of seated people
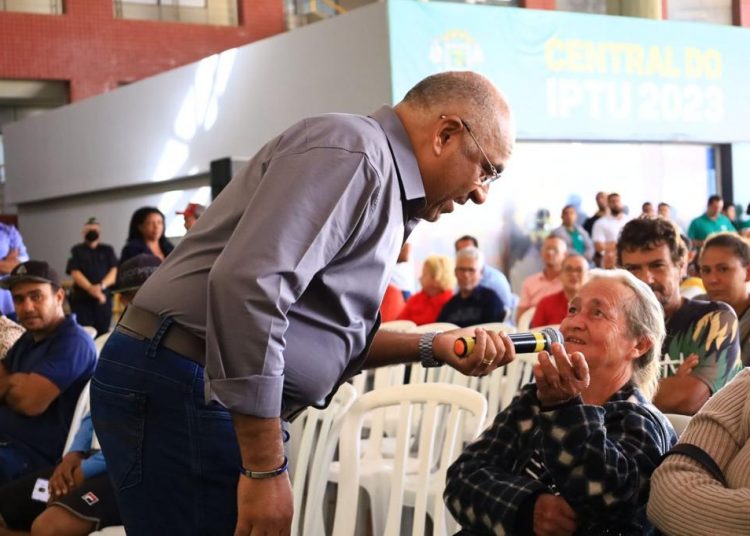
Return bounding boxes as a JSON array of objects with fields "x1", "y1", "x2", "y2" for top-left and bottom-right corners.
[
  {"x1": 365, "y1": 193, "x2": 747, "y2": 534},
  {"x1": 1, "y1": 189, "x2": 748, "y2": 535},
  {"x1": 0, "y1": 254, "x2": 162, "y2": 535},
  {"x1": 0, "y1": 261, "x2": 97, "y2": 486},
  {"x1": 0, "y1": 203, "x2": 189, "y2": 535}
]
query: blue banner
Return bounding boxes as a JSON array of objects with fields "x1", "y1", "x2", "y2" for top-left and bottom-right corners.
[{"x1": 388, "y1": 0, "x2": 750, "y2": 142}]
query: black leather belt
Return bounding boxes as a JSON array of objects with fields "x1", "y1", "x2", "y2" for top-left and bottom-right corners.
[{"x1": 116, "y1": 305, "x2": 206, "y2": 366}]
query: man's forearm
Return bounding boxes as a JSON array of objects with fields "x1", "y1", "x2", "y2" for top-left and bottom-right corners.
[
  {"x1": 653, "y1": 376, "x2": 710, "y2": 415},
  {"x1": 0, "y1": 258, "x2": 19, "y2": 275},
  {"x1": 0, "y1": 363, "x2": 10, "y2": 401},
  {"x1": 363, "y1": 330, "x2": 421, "y2": 369},
  {"x1": 102, "y1": 267, "x2": 118, "y2": 289},
  {"x1": 231, "y1": 413, "x2": 286, "y2": 471},
  {"x1": 71, "y1": 270, "x2": 95, "y2": 293}
]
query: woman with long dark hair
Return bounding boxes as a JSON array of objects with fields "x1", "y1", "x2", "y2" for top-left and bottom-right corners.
[{"x1": 120, "y1": 206, "x2": 174, "y2": 264}]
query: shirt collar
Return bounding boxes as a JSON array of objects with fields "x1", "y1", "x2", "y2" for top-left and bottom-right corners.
[{"x1": 370, "y1": 106, "x2": 425, "y2": 206}]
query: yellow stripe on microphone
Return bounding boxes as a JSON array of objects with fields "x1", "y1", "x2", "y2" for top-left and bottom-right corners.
[{"x1": 533, "y1": 331, "x2": 545, "y2": 352}]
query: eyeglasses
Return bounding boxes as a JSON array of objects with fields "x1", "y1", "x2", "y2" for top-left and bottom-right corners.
[{"x1": 443, "y1": 116, "x2": 502, "y2": 186}]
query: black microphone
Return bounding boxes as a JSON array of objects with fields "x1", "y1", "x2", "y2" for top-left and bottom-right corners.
[{"x1": 453, "y1": 327, "x2": 564, "y2": 357}]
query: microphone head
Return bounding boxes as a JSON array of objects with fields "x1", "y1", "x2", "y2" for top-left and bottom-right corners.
[{"x1": 541, "y1": 327, "x2": 564, "y2": 347}]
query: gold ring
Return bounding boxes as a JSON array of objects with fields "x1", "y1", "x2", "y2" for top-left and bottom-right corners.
[{"x1": 481, "y1": 358, "x2": 493, "y2": 367}]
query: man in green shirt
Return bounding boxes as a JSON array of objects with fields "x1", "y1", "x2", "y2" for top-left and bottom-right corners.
[{"x1": 687, "y1": 195, "x2": 736, "y2": 247}]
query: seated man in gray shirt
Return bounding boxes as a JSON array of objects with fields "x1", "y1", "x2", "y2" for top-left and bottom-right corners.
[
  {"x1": 455, "y1": 234, "x2": 515, "y2": 317},
  {"x1": 90, "y1": 71, "x2": 517, "y2": 535}
]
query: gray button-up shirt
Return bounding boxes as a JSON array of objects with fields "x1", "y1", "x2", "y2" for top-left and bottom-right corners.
[{"x1": 134, "y1": 106, "x2": 425, "y2": 418}]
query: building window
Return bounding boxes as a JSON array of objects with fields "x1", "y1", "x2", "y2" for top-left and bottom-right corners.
[
  {"x1": 0, "y1": 0, "x2": 63, "y2": 15},
  {"x1": 556, "y1": 0, "x2": 606, "y2": 14},
  {"x1": 668, "y1": 0, "x2": 732, "y2": 25},
  {"x1": 113, "y1": 0, "x2": 238, "y2": 26}
]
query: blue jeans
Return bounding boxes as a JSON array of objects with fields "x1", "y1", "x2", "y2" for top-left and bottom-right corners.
[
  {"x1": 0, "y1": 442, "x2": 33, "y2": 485},
  {"x1": 90, "y1": 327, "x2": 241, "y2": 535}
]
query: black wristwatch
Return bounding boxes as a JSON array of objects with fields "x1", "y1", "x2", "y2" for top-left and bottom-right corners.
[{"x1": 419, "y1": 331, "x2": 443, "y2": 367}]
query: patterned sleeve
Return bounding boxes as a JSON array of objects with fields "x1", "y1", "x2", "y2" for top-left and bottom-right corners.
[
  {"x1": 538, "y1": 397, "x2": 672, "y2": 524},
  {"x1": 691, "y1": 303, "x2": 741, "y2": 394},
  {"x1": 0, "y1": 317, "x2": 24, "y2": 359},
  {"x1": 444, "y1": 387, "x2": 549, "y2": 534}
]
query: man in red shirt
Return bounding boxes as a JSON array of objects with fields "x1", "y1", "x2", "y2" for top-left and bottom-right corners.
[{"x1": 531, "y1": 254, "x2": 588, "y2": 328}]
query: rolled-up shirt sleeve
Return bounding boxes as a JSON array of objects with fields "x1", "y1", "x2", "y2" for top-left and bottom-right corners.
[{"x1": 205, "y1": 145, "x2": 382, "y2": 418}]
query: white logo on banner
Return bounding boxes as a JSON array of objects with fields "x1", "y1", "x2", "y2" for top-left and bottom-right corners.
[{"x1": 429, "y1": 30, "x2": 485, "y2": 70}]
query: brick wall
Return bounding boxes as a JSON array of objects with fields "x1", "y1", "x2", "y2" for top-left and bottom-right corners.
[{"x1": 0, "y1": 0, "x2": 285, "y2": 102}]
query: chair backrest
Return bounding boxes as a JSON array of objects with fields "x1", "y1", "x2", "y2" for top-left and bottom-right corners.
[
  {"x1": 470, "y1": 322, "x2": 517, "y2": 334},
  {"x1": 517, "y1": 307, "x2": 536, "y2": 331},
  {"x1": 94, "y1": 330, "x2": 112, "y2": 356},
  {"x1": 498, "y1": 354, "x2": 537, "y2": 411},
  {"x1": 407, "y1": 322, "x2": 459, "y2": 385},
  {"x1": 665, "y1": 413, "x2": 691, "y2": 439},
  {"x1": 332, "y1": 383, "x2": 487, "y2": 536},
  {"x1": 660, "y1": 353, "x2": 685, "y2": 377},
  {"x1": 410, "y1": 322, "x2": 459, "y2": 334},
  {"x1": 288, "y1": 382, "x2": 358, "y2": 536},
  {"x1": 680, "y1": 285, "x2": 705, "y2": 300},
  {"x1": 380, "y1": 320, "x2": 417, "y2": 333},
  {"x1": 63, "y1": 380, "x2": 91, "y2": 455},
  {"x1": 81, "y1": 325, "x2": 98, "y2": 339}
]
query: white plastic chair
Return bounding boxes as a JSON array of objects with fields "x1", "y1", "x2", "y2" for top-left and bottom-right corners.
[
  {"x1": 62, "y1": 381, "x2": 90, "y2": 455},
  {"x1": 665, "y1": 413, "x2": 691, "y2": 439},
  {"x1": 407, "y1": 322, "x2": 458, "y2": 385},
  {"x1": 411, "y1": 322, "x2": 459, "y2": 334},
  {"x1": 81, "y1": 325, "x2": 98, "y2": 339},
  {"x1": 517, "y1": 307, "x2": 536, "y2": 331},
  {"x1": 88, "y1": 527, "x2": 126, "y2": 536},
  {"x1": 288, "y1": 382, "x2": 358, "y2": 536},
  {"x1": 471, "y1": 322, "x2": 517, "y2": 334},
  {"x1": 94, "y1": 330, "x2": 112, "y2": 356},
  {"x1": 498, "y1": 353, "x2": 537, "y2": 411},
  {"x1": 680, "y1": 285, "x2": 705, "y2": 300},
  {"x1": 380, "y1": 320, "x2": 417, "y2": 333},
  {"x1": 331, "y1": 383, "x2": 487, "y2": 536},
  {"x1": 660, "y1": 353, "x2": 685, "y2": 377}
]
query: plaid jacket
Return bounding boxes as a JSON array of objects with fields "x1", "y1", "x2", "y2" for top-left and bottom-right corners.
[{"x1": 445, "y1": 383, "x2": 676, "y2": 535}]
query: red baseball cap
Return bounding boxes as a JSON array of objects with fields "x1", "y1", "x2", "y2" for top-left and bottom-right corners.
[{"x1": 176, "y1": 203, "x2": 205, "y2": 219}]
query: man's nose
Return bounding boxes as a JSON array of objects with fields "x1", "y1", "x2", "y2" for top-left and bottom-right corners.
[
  {"x1": 469, "y1": 186, "x2": 488, "y2": 205},
  {"x1": 15, "y1": 298, "x2": 32, "y2": 312}
]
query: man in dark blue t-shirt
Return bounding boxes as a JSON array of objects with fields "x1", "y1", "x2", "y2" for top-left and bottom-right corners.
[
  {"x1": 0, "y1": 261, "x2": 96, "y2": 484},
  {"x1": 438, "y1": 247, "x2": 505, "y2": 327}
]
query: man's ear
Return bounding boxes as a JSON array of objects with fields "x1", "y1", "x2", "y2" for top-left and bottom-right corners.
[{"x1": 434, "y1": 115, "x2": 464, "y2": 156}]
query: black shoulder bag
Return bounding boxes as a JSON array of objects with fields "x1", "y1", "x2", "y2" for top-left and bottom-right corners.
[{"x1": 660, "y1": 443, "x2": 728, "y2": 487}]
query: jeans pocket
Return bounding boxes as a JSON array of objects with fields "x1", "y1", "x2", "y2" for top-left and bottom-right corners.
[{"x1": 90, "y1": 378, "x2": 147, "y2": 491}]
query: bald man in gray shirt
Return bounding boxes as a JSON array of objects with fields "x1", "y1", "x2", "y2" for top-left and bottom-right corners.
[{"x1": 91, "y1": 71, "x2": 516, "y2": 535}]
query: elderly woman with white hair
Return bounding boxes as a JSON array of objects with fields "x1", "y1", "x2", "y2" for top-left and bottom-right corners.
[{"x1": 445, "y1": 269, "x2": 676, "y2": 535}]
